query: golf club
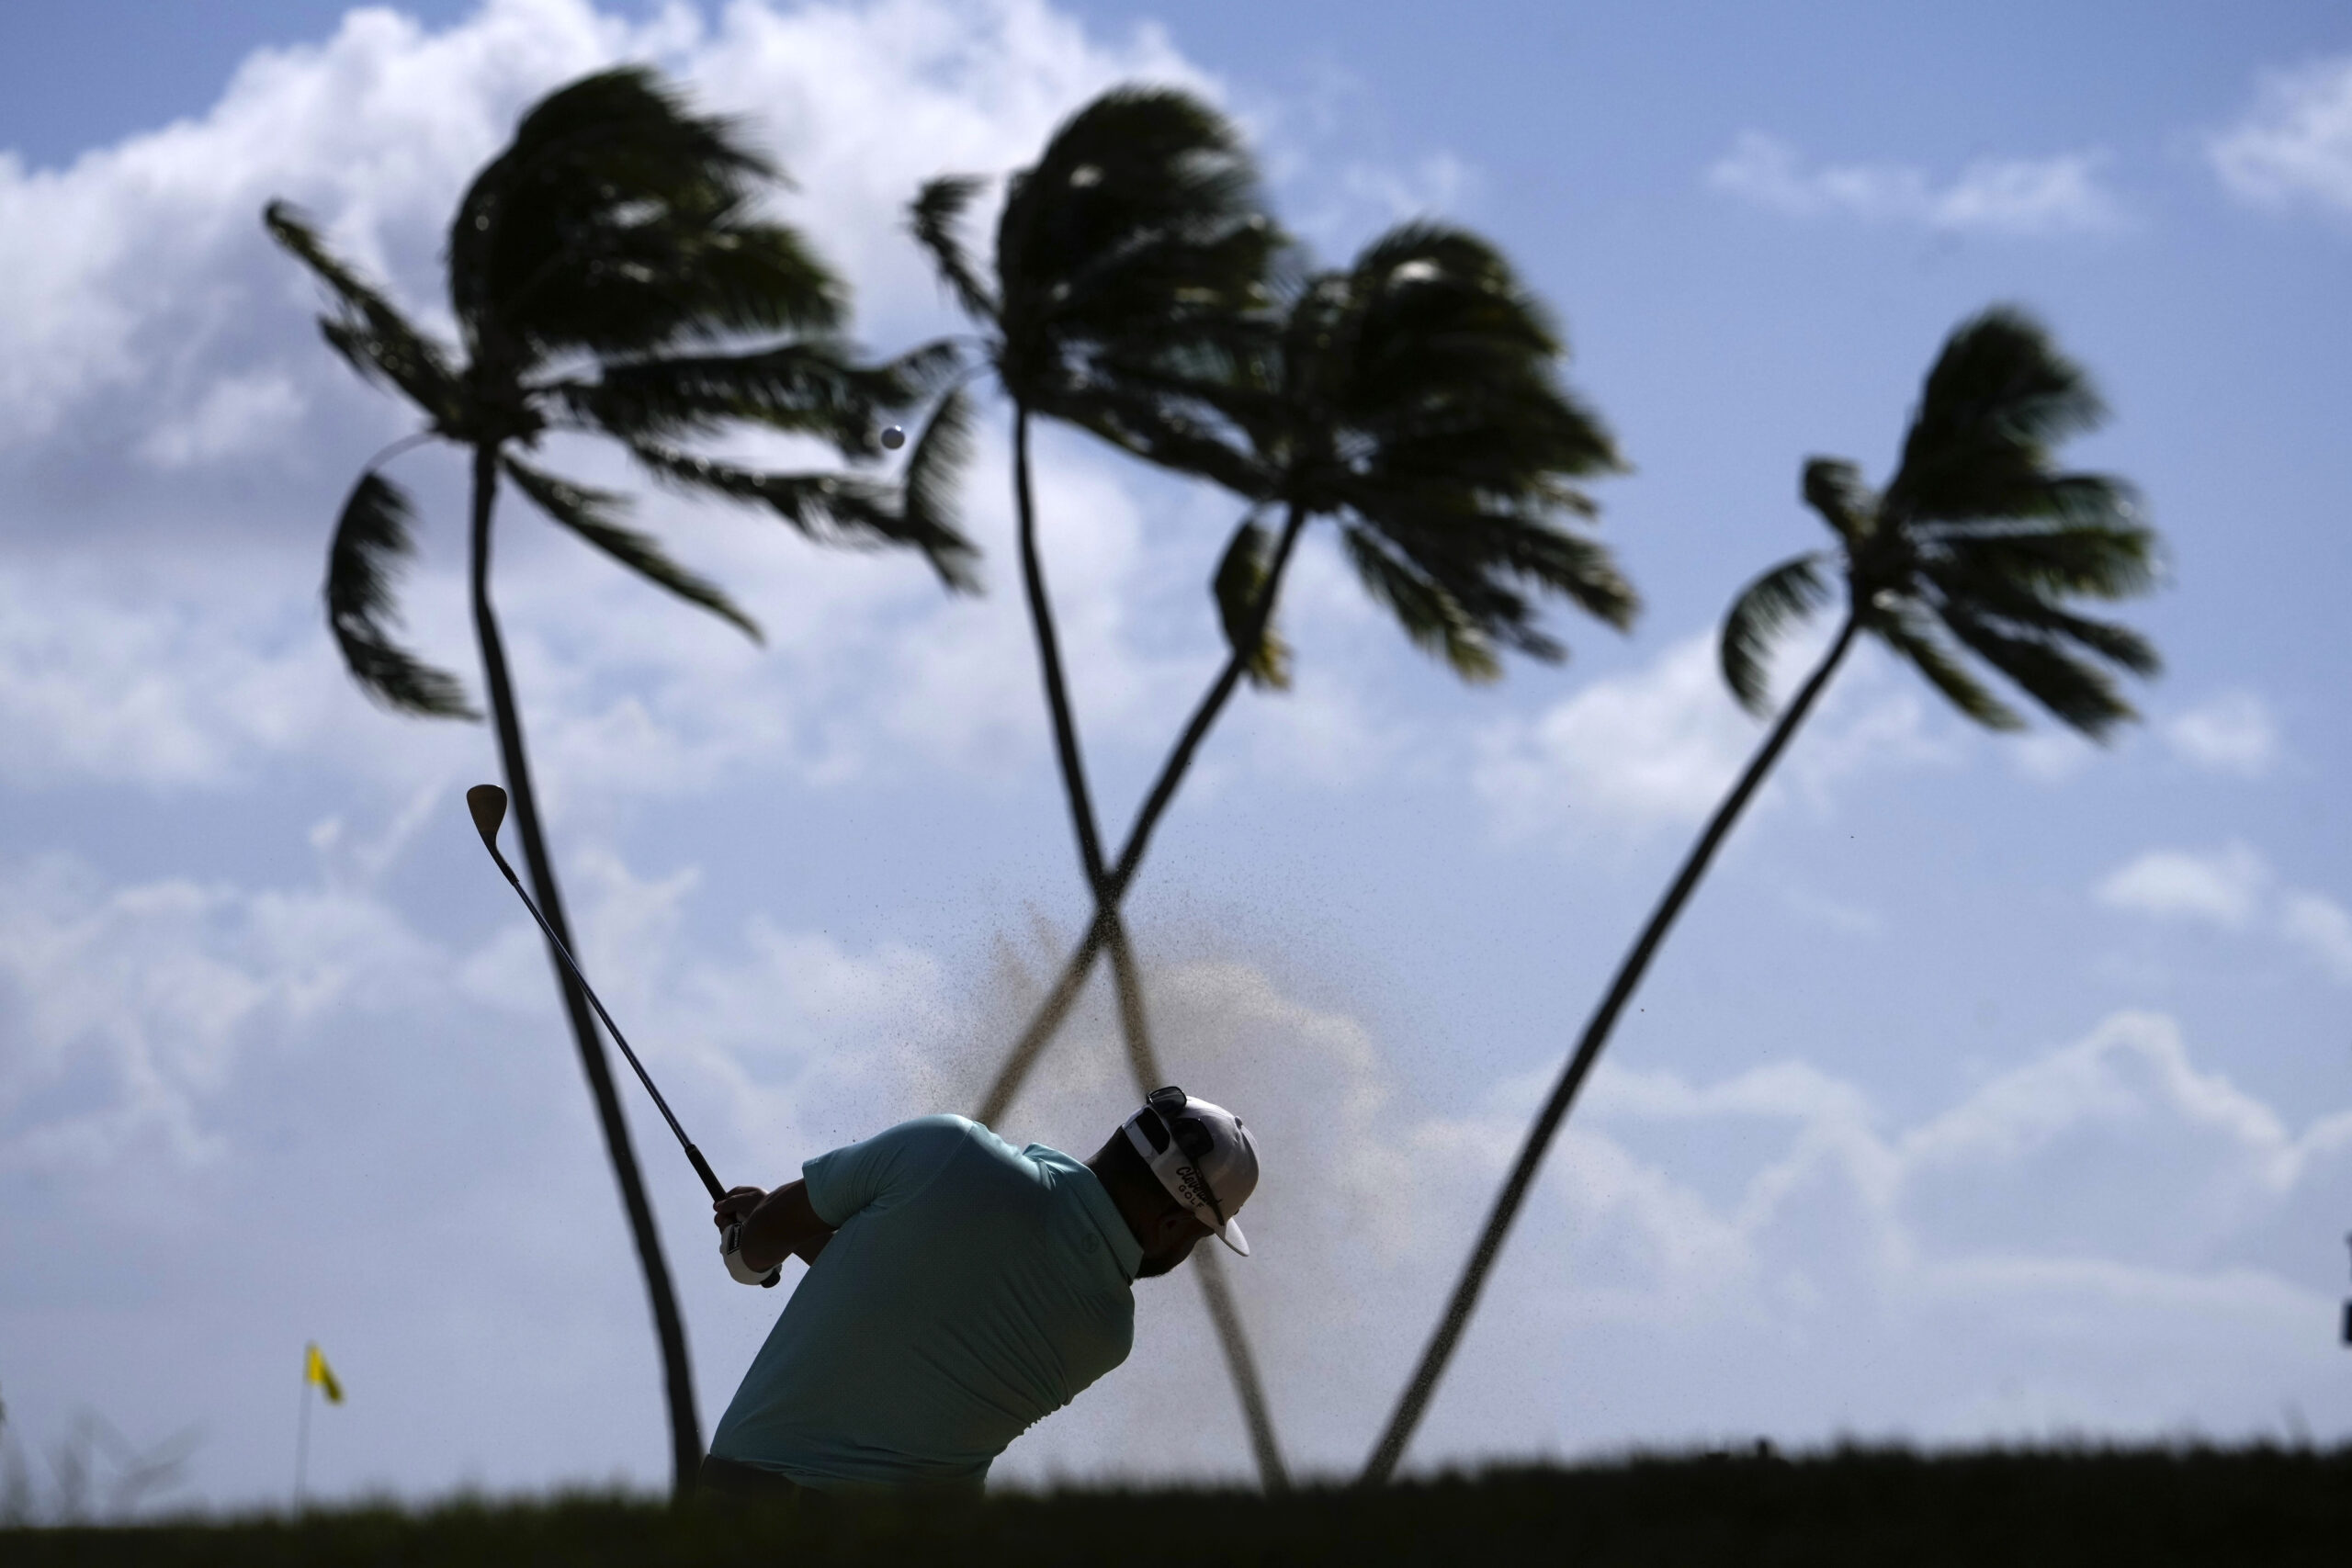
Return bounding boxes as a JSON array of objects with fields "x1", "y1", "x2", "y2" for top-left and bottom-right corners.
[{"x1": 465, "y1": 784, "x2": 779, "y2": 1288}]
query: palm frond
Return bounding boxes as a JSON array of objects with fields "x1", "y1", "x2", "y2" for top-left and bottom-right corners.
[
  {"x1": 1819, "y1": 308, "x2": 2162, "y2": 738},
  {"x1": 1345, "y1": 491, "x2": 1634, "y2": 633},
  {"x1": 265, "y1": 201, "x2": 460, "y2": 422},
  {"x1": 548, "y1": 342, "x2": 918, "y2": 446},
  {"x1": 910, "y1": 175, "x2": 1000, "y2": 323},
  {"x1": 1928, "y1": 514, "x2": 2158, "y2": 600},
  {"x1": 1720, "y1": 552, "x2": 1834, "y2": 716},
  {"x1": 1038, "y1": 377, "x2": 1267, "y2": 499},
  {"x1": 1341, "y1": 225, "x2": 1574, "y2": 423},
  {"x1": 898, "y1": 383, "x2": 982, "y2": 592},
  {"x1": 875, "y1": 336, "x2": 976, "y2": 408},
  {"x1": 450, "y1": 66, "x2": 843, "y2": 360},
  {"x1": 1884, "y1": 306, "x2": 2109, "y2": 525},
  {"x1": 1500, "y1": 517, "x2": 1640, "y2": 631},
  {"x1": 1339, "y1": 525, "x2": 1503, "y2": 682},
  {"x1": 995, "y1": 86, "x2": 1278, "y2": 411},
  {"x1": 1935, "y1": 601, "x2": 2138, "y2": 739},
  {"x1": 1213, "y1": 516, "x2": 1292, "y2": 689},
  {"x1": 502, "y1": 457, "x2": 761, "y2": 641},
  {"x1": 628, "y1": 442, "x2": 977, "y2": 589},
  {"x1": 322, "y1": 472, "x2": 477, "y2": 718},
  {"x1": 1800, "y1": 457, "x2": 1875, "y2": 546},
  {"x1": 1869, "y1": 599, "x2": 2025, "y2": 732},
  {"x1": 1260, "y1": 220, "x2": 1630, "y2": 676},
  {"x1": 1920, "y1": 558, "x2": 2162, "y2": 678}
]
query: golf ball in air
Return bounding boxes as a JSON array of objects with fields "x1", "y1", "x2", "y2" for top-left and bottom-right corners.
[{"x1": 880, "y1": 425, "x2": 906, "y2": 450}]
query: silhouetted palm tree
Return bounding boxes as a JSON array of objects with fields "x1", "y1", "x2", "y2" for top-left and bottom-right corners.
[
  {"x1": 1363, "y1": 305, "x2": 2162, "y2": 1483},
  {"x1": 909, "y1": 85, "x2": 1292, "y2": 1485},
  {"x1": 268, "y1": 67, "x2": 969, "y2": 1496},
  {"x1": 975, "y1": 222, "x2": 1635, "y2": 1132}
]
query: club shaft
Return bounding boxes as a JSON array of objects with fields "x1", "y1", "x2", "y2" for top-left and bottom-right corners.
[{"x1": 490, "y1": 856, "x2": 727, "y2": 1203}]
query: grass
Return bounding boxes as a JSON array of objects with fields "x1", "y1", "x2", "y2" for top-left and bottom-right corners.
[{"x1": 6, "y1": 1446, "x2": 2348, "y2": 1565}]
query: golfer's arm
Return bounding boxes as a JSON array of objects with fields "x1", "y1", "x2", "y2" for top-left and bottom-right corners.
[{"x1": 739, "y1": 1180, "x2": 834, "y2": 1272}]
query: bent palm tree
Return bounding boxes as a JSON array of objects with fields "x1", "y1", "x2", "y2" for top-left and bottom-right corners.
[
  {"x1": 976, "y1": 222, "x2": 1635, "y2": 1130},
  {"x1": 910, "y1": 85, "x2": 1292, "y2": 1484},
  {"x1": 269, "y1": 67, "x2": 969, "y2": 1497},
  {"x1": 1363, "y1": 305, "x2": 2162, "y2": 1483}
]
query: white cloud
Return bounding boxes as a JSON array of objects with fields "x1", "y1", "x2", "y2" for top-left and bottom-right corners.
[
  {"x1": 2163, "y1": 690, "x2": 2279, "y2": 777},
  {"x1": 2094, "y1": 842, "x2": 2268, "y2": 927},
  {"x1": 1283, "y1": 151, "x2": 1478, "y2": 254},
  {"x1": 0, "y1": 852, "x2": 439, "y2": 1172},
  {"x1": 2278, "y1": 891, "x2": 2352, "y2": 984},
  {"x1": 917, "y1": 938, "x2": 2352, "y2": 1473},
  {"x1": 1378, "y1": 1008, "x2": 2352, "y2": 1457},
  {"x1": 1472, "y1": 630, "x2": 1949, "y2": 847},
  {"x1": 136, "y1": 370, "x2": 306, "y2": 469},
  {"x1": 0, "y1": 0, "x2": 1450, "y2": 824},
  {"x1": 1708, "y1": 130, "x2": 2127, "y2": 235},
  {"x1": 0, "y1": 559, "x2": 470, "y2": 792},
  {"x1": 6, "y1": 0, "x2": 2349, "y2": 1515},
  {"x1": 2095, "y1": 843, "x2": 2352, "y2": 987},
  {"x1": 10, "y1": 820, "x2": 2352, "y2": 1502},
  {"x1": 2208, "y1": 55, "x2": 2352, "y2": 216},
  {"x1": 0, "y1": 0, "x2": 1331, "y2": 806},
  {"x1": 1474, "y1": 636, "x2": 1754, "y2": 839},
  {"x1": 0, "y1": 0, "x2": 1203, "y2": 474},
  {"x1": 0, "y1": 1, "x2": 629, "y2": 453}
]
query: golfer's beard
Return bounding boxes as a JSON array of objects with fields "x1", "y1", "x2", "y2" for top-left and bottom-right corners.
[{"x1": 1135, "y1": 1252, "x2": 1182, "y2": 1280}]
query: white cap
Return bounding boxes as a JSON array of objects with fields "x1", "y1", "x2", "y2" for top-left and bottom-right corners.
[{"x1": 1122, "y1": 1087, "x2": 1260, "y2": 1256}]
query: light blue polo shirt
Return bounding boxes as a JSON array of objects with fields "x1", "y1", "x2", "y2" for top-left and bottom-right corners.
[{"x1": 708, "y1": 1115, "x2": 1142, "y2": 1492}]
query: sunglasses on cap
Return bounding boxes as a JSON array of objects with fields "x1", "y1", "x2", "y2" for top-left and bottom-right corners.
[{"x1": 1137, "y1": 1085, "x2": 1227, "y2": 1222}]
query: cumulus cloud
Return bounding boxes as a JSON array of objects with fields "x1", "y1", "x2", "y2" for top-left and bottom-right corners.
[
  {"x1": 1350, "y1": 1007, "x2": 2349, "y2": 1462},
  {"x1": 2095, "y1": 842, "x2": 2268, "y2": 928},
  {"x1": 2162, "y1": 690, "x2": 2279, "y2": 777},
  {"x1": 8, "y1": 816, "x2": 2352, "y2": 1502},
  {"x1": 1474, "y1": 635, "x2": 1751, "y2": 838},
  {"x1": 2208, "y1": 55, "x2": 2352, "y2": 217},
  {"x1": 0, "y1": 852, "x2": 441, "y2": 1172},
  {"x1": 807, "y1": 922, "x2": 2352, "y2": 1476},
  {"x1": 0, "y1": 0, "x2": 1396, "y2": 804},
  {"x1": 1707, "y1": 130, "x2": 2127, "y2": 235},
  {"x1": 4, "y1": 0, "x2": 2344, "y2": 1517},
  {"x1": 1471, "y1": 630, "x2": 1949, "y2": 848},
  {"x1": 2278, "y1": 891, "x2": 2352, "y2": 984},
  {"x1": 0, "y1": 1, "x2": 1440, "y2": 1502},
  {"x1": 2096, "y1": 843, "x2": 2352, "y2": 987},
  {"x1": 0, "y1": 0, "x2": 1206, "y2": 485}
]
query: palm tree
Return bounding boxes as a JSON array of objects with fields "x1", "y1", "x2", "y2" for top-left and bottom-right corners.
[
  {"x1": 268, "y1": 67, "x2": 970, "y2": 1497},
  {"x1": 1363, "y1": 305, "x2": 2163, "y2": 1483},
  {"x1": 971, "y1": 224, "x2": 1636, "y2": 1492},
  {"x1": 910, "y1": 85, "x2": 1296, "y2": 1484},
  {"x1": 974, "y1": 222, "x2": 1636, "y2": 1134}
]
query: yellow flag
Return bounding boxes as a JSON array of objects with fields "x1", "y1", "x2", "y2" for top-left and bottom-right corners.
[{"x1": 304, "y1": 1343, "x2": 344, "y2": 1404}]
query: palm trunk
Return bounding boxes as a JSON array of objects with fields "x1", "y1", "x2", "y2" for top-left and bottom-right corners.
[
  {"x1": 1102, "y1": 918, "x2": 1292, "y2": 1491},
  {"x1": 1361, "y1": 613, "x2": 1863, "y2": 1485},
  {"x1": 976, "y1": 502, "x2": 1311, "y2": 1126},
  {"x1": 1009, "y1": 411, "x2": 1291, "y2": 1490},
  {"x1": 468, "y1": 441, "x2": 704, "y2": 1499}
]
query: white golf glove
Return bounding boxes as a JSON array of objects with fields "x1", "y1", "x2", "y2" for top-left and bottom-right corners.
[{"x1": 721, "y1": 1222, "x2": 781, "y2": 1288}]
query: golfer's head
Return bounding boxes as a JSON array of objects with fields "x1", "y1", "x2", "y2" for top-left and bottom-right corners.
[{"x1": 1114, "y1": 1087, "x2": 1259, "y2": 1277}]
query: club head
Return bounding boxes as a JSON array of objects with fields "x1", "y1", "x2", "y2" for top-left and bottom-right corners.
[{"x1": 465, "y1": 784, "x2": 508, "y2": 847}]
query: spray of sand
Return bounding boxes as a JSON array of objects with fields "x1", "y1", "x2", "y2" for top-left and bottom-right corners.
[{"x1": 850, "y1": 907, "x2": 1464, "y2": 1485}]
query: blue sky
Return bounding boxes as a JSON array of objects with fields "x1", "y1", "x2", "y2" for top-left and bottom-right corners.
[{"x1": 1, "y1": 0, "x2": 2348, "y2": 1516}]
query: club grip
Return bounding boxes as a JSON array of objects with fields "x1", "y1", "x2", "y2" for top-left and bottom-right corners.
[{"x1": 684, "y1": 1144, "x2": 726, "y2": 1204}]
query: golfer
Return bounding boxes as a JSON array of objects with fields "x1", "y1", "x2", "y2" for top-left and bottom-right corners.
[{"x1": 700, "y1": 1086, "x2": 1261, "y2": 1498}]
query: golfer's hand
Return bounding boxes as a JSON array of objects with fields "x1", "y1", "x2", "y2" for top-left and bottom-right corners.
[{"x1": 714, "y1": 1185, "x2": 765, "y2": 1232}]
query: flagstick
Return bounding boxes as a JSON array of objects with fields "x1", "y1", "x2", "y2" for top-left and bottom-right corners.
[{"x1": 293, "y1": 1372, "x2": 312, "y2": 1512}]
